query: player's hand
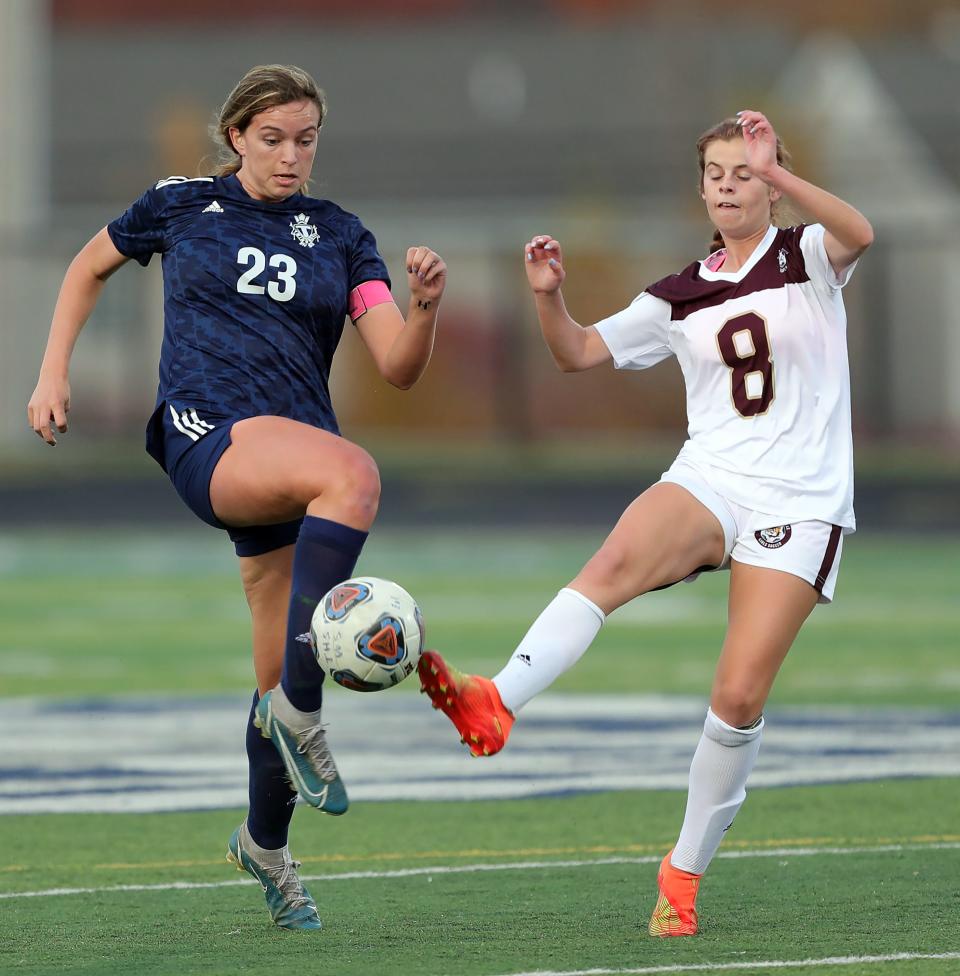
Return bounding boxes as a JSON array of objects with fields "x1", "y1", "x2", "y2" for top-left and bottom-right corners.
[
  {"x1": 737, "y1": 110, "x2": 779, "y2": 182},
  {"x1": 27, "y1": 373, "x2": 71, "y2": 446},
  {"x1": 406, "y1": 246, "x2": 446, "y2": 307},
  {"x1": 524, "y1": 235, "x2": 566, "y2": 294}
]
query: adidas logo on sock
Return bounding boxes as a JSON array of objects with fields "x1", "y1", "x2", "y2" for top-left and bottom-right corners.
[
  {"x1": 202, "y1": 200, "x2": 224, "y2": 213},
  {"x1": 516, "y1": 653, "x2": 532, "y2": 666}
]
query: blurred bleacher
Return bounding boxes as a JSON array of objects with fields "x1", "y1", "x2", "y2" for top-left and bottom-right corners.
[{"x1": 1, "y1": 0, "x2": 958, "y2": 530}]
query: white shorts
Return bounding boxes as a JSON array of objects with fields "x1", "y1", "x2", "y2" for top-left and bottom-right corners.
[{"x1": 661, "y1": 459, "x2": 844, "y2": 604}]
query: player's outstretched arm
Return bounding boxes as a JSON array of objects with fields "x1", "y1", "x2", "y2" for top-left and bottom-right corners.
[
  {"x1": 28, "y1": 228, "x2": 130, "y2": 445},
  {"x1": 737, "y1": 110, "x2": 874, "y2": 275},
  {"x1": 524, "y1": 235, "x2": 611, "y2": 373},
  {"x1": 355, "y1": 245, "x2": 445, "y2": 390}
]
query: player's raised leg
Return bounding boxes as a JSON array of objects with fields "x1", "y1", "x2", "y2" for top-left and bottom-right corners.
[
  {"x1": 212, "y1": 416, "x2": 379, "y2": 812},
  {"x1": 420, "y1": 482, "x2": 726, "y2": 755},
  {"x1": 649, "y1": 560, "x2": 818, "y2": 936}
]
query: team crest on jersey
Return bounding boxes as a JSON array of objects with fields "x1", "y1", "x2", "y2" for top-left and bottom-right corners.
[
  {"x1": 778, "y1": 247, "x2": 788, "y2": 273},
  {"x1": 755, "y1": 525, "x2": 792, "y2": 549},
  {"x1": 290, "y1": 213, "x2": 320, "y2": 248}
]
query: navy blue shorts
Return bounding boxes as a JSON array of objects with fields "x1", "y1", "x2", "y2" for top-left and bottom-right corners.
[{"x1": 147, "y1": 402, "x2": 303, "y2": 557}]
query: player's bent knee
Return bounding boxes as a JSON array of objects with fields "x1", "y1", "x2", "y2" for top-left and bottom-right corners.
[
  {"x1": 575, "y1": 542, "x2": 679, "y2": 605},
  {"x1": 312, "y1": 446, "x2": 381, "y2": 524},
  {"x1": 340, "y1": 449, "x2": 381, "y2": 506},
  {"x1": 577, "y1": 544, "x2": 631, "y2": 591},
  {"x1": 711, "y1": 687, "x2": 765, "y2": 729}
]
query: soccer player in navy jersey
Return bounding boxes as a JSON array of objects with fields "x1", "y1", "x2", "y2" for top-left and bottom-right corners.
[
  {"x1": 28, "y1": 64, "x2": 446, "y2": 931},
  {"x1": 419, "y1": 111, "x2": 873, "y2": 936}
]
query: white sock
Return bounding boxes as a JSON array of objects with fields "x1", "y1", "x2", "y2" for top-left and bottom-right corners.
[
  {"x1": 492, "y1": 587, "x2": 605, "y2": 713},
  {"x1": 671, "y1": 708, "x2": 764, "y2": 875}
]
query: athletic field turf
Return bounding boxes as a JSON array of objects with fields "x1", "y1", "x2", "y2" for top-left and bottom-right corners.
[{"x1": 1, "y1": 529, "x2": 958, "y2": 975}]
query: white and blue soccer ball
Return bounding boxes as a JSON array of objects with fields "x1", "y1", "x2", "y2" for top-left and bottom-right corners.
[{"x1": 311, "y1": 577, "x2": 424, "y2": 692}]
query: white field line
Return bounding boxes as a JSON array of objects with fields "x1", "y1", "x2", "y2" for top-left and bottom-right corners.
[
  {"x1": 3, "y1": 841, "x2": 959, "y2": 901},
  {"x1": 493, "y1": 952, "x2": 960, "y2": 976}
]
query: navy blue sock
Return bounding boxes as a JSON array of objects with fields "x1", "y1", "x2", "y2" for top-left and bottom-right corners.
[
  {"x1": 280, "y1": 515, "x2": 368, "y2": 711},
  {"x1": 245, "y1": 690, "x2": 297, "y2": 850}
]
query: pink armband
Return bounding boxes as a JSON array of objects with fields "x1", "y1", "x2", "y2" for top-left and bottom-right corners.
[{"x1": 348, "y1": 280, "x2": 393, "y2": 322}]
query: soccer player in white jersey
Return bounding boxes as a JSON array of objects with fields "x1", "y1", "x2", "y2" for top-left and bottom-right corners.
[{"x1": 419, "y1": 110, "x2": 873, "y2": 936}]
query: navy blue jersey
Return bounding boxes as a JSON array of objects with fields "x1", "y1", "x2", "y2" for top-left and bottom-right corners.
[{"x1": 107, "y1": 173, "x2": 390, "y2": 461}]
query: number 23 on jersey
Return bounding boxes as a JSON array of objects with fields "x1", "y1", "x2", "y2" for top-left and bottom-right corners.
[{"x1": 236, "y1": 246, "x2": 297, "y2": 303}]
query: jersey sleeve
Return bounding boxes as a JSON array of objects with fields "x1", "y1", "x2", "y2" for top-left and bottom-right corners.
[
  {"x1": 593, "y1": 292, "x2": 674, "y2": 370},
  {"x1": 106, "y1": 186, "x2": 168, "y2": 267},
  {"x1": 800, "y1": 223, "x2": 858, "y2": 292},
  {"x1": 348, "y1": 220, "x2": 391, "y2": 291}
]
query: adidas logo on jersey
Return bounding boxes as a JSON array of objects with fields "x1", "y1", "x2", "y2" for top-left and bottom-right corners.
[{"x1": 202, "y1": 200, "x2": 224, "y2": 214}]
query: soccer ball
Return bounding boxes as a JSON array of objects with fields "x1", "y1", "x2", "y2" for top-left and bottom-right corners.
[{"x1": 311, "y1": 577, "x2": 424, "y2": 692}]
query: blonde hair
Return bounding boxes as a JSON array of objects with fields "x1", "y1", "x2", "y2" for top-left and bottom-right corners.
[
  {"x1": 211, "y1": 64, "x2": 326, "y2": 188},
  {"x1": 697, "y1": 117, "x2": 794, "y2": 254}
]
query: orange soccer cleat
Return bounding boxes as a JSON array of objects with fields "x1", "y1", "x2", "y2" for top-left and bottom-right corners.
[
  {"x1": 417, "y1": 650, "x2": 515, "y2": 757},
  {"x1": 648, "y1": 850, "x2": 702, "y2": 937}
]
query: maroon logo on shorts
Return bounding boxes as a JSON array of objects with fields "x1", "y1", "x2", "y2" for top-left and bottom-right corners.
[{"x1": 755, "y1": 525, "x2": 792, "y2": 549}]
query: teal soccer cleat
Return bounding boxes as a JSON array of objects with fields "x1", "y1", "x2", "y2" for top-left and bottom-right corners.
[
  {"x1": 227, "y1": 822, "x2": 322, "y2": 931},
  {"x1": 254, "y1": 685, "x2": 349, "y2": 814}
]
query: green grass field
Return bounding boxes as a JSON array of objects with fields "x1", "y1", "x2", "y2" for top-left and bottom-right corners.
[
  {"x1": 1, "y1": 528, "x2": 959, "y2": 976},
  {"x1": 3, "y1": 782, "x2": 959, "y2": 976},
  {"x1": 1, "y1": 529, "x2": 958, "y2": 705}
]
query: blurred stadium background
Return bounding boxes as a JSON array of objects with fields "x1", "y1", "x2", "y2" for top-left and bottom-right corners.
[{"x1": 1, "y1": 0, "x2": 959, "y2": 534}]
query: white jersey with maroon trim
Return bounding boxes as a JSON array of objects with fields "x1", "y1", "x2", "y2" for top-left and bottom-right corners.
[{"x1": 594, "y1": 223, "x2": 858, "y2": 531}]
